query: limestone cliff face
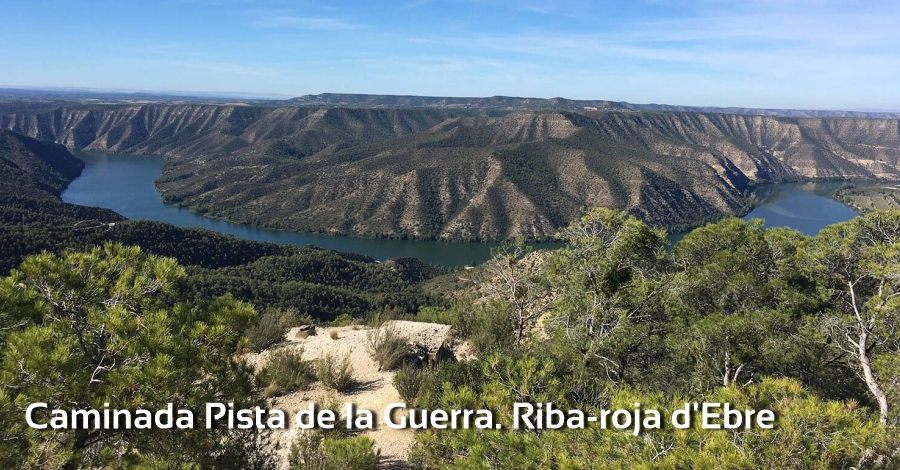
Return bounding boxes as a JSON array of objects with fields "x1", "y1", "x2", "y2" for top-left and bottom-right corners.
[{"x1": 3, "y1": 104, "x2": 900, "y2": 240}]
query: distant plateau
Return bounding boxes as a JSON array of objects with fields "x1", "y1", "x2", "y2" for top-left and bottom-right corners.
[{"x1": 3, "y1": 96, "x2": 900, "y2": 241}]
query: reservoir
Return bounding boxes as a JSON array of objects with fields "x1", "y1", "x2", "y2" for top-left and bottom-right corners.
[
  {"x1": 743, "y1": 181, "x2": 860, "y2": 235},
  {"x1": 62, "y1": 151, "x2": 502, "y2": 266},
  {"x1": 668, "y1": 181, "x2": 859, "y2": 246},
  {"x1": 61, "y1": 151, "x2": 860, "y2": 265}
]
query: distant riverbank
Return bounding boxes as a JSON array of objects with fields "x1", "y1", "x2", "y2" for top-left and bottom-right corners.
[
  {"x1": 63, "y1": 151, "x2": 862, "y2": 265},
  {"x1": 63, "y1": 151, "x2": 512, "y2": 266}
]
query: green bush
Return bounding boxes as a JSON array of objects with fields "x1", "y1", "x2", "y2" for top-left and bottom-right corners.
[
  {"x1": 366, "y1": 324, "x2": 410, "y2": 371},
  {"x1": 329, "y1": 313, "x2": 354, "y2": 327},
  {"x1": 393, "y1": 363, "x2": 431, "y2": 405},
  {"x1": 322, "y1": 435, "x2": 380, "y2": 470},
  {"x1": 415, "y1": 296, "x2": 477, "y2": 338},
  {"x1": 246, "y1": 308, "x2": 296, "y2": 352},
  {"x1": 288, "y1": 431, "x2": 328, "y2": 470},
  {"x1": 258, "y1": 347, "x2": 316, "y2": 397},
  {"x1": 414, "y1": 305, "x2": 458, "y2": 326},
  {"x1": 289, "y1": 432, "x2": 380, "y2": 470},
  {"x1": 417, "y1": 299, "x2": 514, "y2": 355},
  {"x1": 470, "y1": 300, "x2": 516, "y2": 353},
  {"x1": 418, "y1": 360, "x2": 484, "y2": 409},
  {"x1": 316, "y1": 393, "x2": 352, "y2": 438},
  {"x1": 316, "y1": 352, "x2": 356, "y2": 393}
]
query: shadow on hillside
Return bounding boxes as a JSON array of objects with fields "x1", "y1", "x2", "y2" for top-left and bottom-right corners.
[
  {"x1": 378, "y1": 456, "x2": 411, "y2": 469},
  {"x1": 346, "y1": 379, "x2": 381, "y2": 394}
]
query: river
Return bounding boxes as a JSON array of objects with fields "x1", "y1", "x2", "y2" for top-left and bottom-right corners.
[
  {"x1": 62, "y1": 151, "x2": 505, "y2": 266},
  {"x1": 743, "y1": 181, "x2": 859, "y2": 234},
  {"x1": 61, "y1": 151, "x2": 861, "y2": 265}
]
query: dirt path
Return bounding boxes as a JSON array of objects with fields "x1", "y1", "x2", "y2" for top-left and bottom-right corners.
[{"x1": 242, "y1": 325, "x2": 423, "y2": 469}]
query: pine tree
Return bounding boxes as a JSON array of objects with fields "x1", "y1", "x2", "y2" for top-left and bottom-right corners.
[{"x1": 0, "y1": 243, "x2": 272, "y2": 469}]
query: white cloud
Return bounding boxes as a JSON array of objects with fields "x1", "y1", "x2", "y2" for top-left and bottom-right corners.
[{"x1": 251, "y1": 15, "x2": 361, "y2": 30}]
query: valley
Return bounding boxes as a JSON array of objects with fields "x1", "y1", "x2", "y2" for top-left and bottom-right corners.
[{"x1": 3, "y1": 101, "x2": 900, "y2": 240}]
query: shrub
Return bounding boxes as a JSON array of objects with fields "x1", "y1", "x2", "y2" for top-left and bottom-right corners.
[
  {"x1": 470, "y1": 300, "x2": 516, "y2": 354},
  {"x1": 412, "y1": 297, "x2": 512, "y2": 350},
  {"x1": 289, "y1": 432, "x2": 380, "y2": 470},
  {"x1": 329, "y1": 330, "x2": 340, "y2": 340},
  {"x1": 329, "y1": 313, "x2": 354, "y2": 327},
  {"x1": 416, "y1": 296, "x2": 477, "y2": 339},
  {"x1": 393, "y1": 363, "x2": 431, "y2": 405},
  {"x1": 418, "y1": 360, "x2": 484, "y2": 409},
  {"x1": 246, "y1": 308, "x2": 295, "y2": 352},
  {"x1": 415, "y1": 306, "x2": 458, "y2": 328},
  {"x1": 316, "y1": 393, "x2": 350, "y2": 438},
  {"x1": 289, "y1": 431, "x2": 327, "y2": 470},
  {"x1": 258, "y1": 348, "x2": 316, "y2": 397},
  {"x1": 316, "y1": 352, "x2": 356, "y2": 393},
  {"x1": 366, "y1": 325, "x2": 410, "y2": 371},
  {"x1": 363, "y1": 306, "x2": 403, "y2": 328},
  {"x1": 322, "y1": 435, "x2": 380, "y2": 470}
]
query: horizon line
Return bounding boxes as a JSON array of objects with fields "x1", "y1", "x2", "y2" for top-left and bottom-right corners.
[{"x1": 3, "y1": 85, "x2": 899, "y2": 115}]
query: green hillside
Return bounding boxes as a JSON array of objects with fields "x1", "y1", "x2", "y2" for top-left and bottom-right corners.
[{"x1": 0, "y1": 131, "x2": 444, "y2": 322}]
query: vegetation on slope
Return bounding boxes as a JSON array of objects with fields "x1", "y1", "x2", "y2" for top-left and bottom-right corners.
[
  {"x1": 836, "y1": 183, "x2": 900, "y2": 213},
  {"x1": 0, "y1": 131, "x2": 445, "y2": 322},
  {"x1": 5, "y1": 104, "x2": 900, "y2": 240},
  {"x1": 403, "y1": 209, "x2": 900, "y2": 469},
  {"x1": 0, "y1": 129, "x2": 85, "y2": 202},
  {"x1": 5, "y1": 207, "x2": 900, "y2": 468}
]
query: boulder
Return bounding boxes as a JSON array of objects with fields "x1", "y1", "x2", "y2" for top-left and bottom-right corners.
[
  {"x1": 381, "y1": 320, "x2": 454, "y2": 364},
  {"x1": 287, "y1": 324, "x2": 317, "y2": 341}
]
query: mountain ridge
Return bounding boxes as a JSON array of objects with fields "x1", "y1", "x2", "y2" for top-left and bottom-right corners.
[
  {"x1": 290, "y1": 93, "x2": 900, "y2": 118},
  {"x1": 4, "y1": 88, "x2": 899, "y2": 118},
  {"x1": 3, "y1": 103, "x2": 900, "y2": 241}
]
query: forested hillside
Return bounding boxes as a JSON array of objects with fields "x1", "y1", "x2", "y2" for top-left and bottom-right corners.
[
  {"x1": 4, "y1": 103, "x2": 900, "y2": 240},
  {"x1": 0, "y1": 131, "x2": 444, "y2": 321},
  {"x1": 399, "y1": 209, "x2": 900, "y2": 468},
  {"x1": 0, "y1": 129, "x2": 85, "y2": 199}
]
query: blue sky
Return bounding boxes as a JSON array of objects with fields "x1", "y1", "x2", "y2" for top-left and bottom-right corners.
[{"x1": 2, "y1": 0, "x2": 898, "y2": 110}]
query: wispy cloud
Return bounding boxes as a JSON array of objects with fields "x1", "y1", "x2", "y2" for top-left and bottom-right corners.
[
  {"x1": 513, "y1": 0, "x2": 594, "y2": 19},
  {"x1": 244, "y1": 8, "x2": 362, "y2": 31},
  {"x1": 100, "y1": 41, "x2": 279, "y2": 78},
  {"x1": 170, "y1": 59, "x2": 278, "y2": 77},
  {"x1": 252, "y1": 15, "x2": 360, "y2": 30},
  {"x1": 9, "y1": 0, "x2": 899, "y2": 108},
  {"x1": 468, "y1": 0, "x2": 593, "y2": 18},
  {"x1": 397, "y1": 1, "x2": 900, "y2": 66}
]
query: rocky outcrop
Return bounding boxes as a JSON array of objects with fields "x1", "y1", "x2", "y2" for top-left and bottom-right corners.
[{"x1": 381, "y1": 320, "x2": 455, "y2": 364}]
